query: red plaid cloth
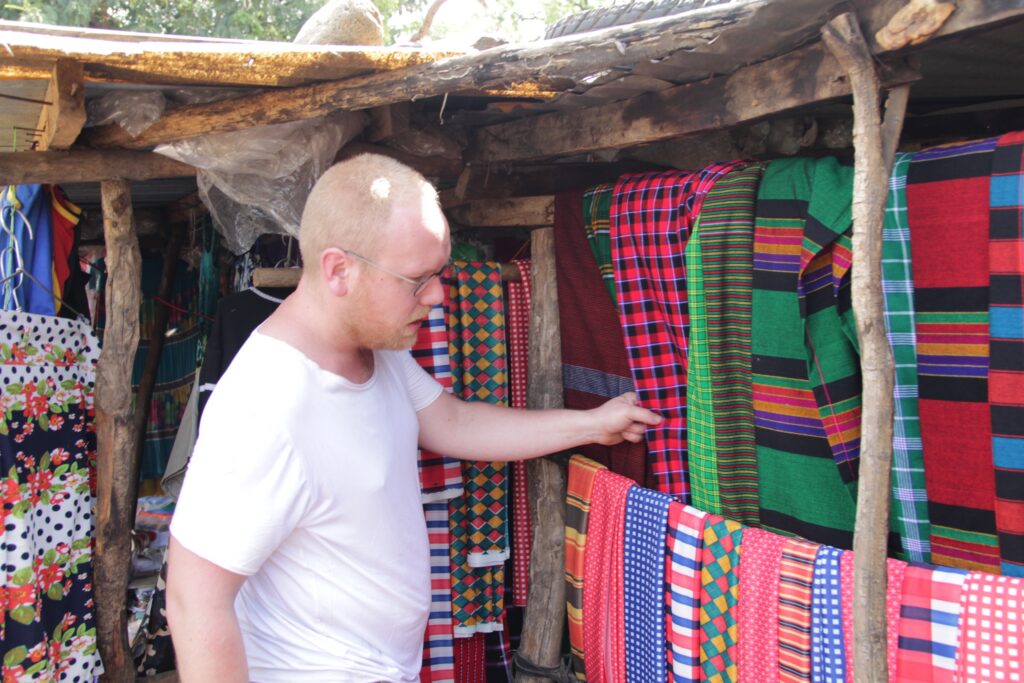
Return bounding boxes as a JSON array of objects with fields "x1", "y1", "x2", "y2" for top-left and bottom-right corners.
[
  {"x1": 507, "y1": 259, "x2": 532, "y2": 606},
  {"x1": 610, "y1": 163, "x2": 742, "y2": 499}
]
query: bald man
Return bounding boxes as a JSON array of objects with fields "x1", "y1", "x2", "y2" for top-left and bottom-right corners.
[{"x1": 166, "y1": 154, "x2": 659, "y2": 682}]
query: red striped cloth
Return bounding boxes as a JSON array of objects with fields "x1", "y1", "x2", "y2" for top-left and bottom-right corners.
[
  {"x1": 737, "y1": 527, "x2": 787, "y2": 683},
  {"x1": 893, "y1": 564, "x2": 967, "y2": 683},
  {"x1": 507, "y1": 258, "x2": 532, "y2": 606},
  {"x1": 840, "y1": 552, "x2": 908, "y2": 679},
  {"x1": 582, "y1": 469, "x2": 634, "y2": 683},
  {"x1": 777, "y1": 538, "x2": 819, "y2": 683},
  {"x1": 665, "y1": 502, "x2": 707, "y2": 683},
  {"x1": 454, "y1": 634, "x2": 486, "y2": 683}
]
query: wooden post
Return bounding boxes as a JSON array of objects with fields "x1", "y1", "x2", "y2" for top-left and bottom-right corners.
[
  {"x1": 94, "y1": 179, "x2": 143, "y2": 683},
  {"x1": 821, "y1": 12, "x2": 906, "y2": 683},
  {"x1": 517, "y1": 227, "x2": 567, "y2": 682}
]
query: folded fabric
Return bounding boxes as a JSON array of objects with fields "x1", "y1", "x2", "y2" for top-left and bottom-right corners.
[
  {"x1": 810, "y1": 546, "x2": 846, "y2": 682},
  {"x1": 507, "y1": 258, "x2": 532, "y2": 604},
  {"x1": 736, "y1": 527, "x2": 787, "y2": 683},
  {"x1": 778, "y1": 537, "x2": 820, "y2": 682},
  {"x1": 840, "y1": 551, "x2": 908, "y2": 679},
  {"x1": 894, "y1": 563, "x2": 967, "y2": 683},
  {"x1": 953, "y1": 571, "x2": 1023, "y2": 682},
  {"x1": 699, "y1": 514, "x2": 743, "y2": 683},
  {"x1": 665, "y1": 501, "x2": 708, "y2": 683},
  {"x1": 566, "y1": 455, "x2": 607, "y2": 681}
]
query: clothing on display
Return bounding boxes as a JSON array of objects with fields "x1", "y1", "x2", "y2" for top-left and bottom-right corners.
[{"x1": 506, "y1": 258, "x2": 532, "y2": 607}]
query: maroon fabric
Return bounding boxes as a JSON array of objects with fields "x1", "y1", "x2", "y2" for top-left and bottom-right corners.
[{"x1": 454, "y1": 634, "x2": 487, "y2": 683}]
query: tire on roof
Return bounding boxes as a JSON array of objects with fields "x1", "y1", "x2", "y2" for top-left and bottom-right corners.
[{"x1": 543, "y1": 0, "x2": 732, "y2": 39}]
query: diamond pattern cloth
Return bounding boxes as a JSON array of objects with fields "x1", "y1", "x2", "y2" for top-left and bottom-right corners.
[
  {"x1": 566, "y1": 455, "x2": 607, "y2": 681},
  {"x1": 810, "y1": 546, "x2": 846, "y2": 682},
  {"x1": 665, "y1": 502, "x2": 708, "y2": 683},
  {"x1": 894, "y1": 563, "x2": 967, "y2": 683},
  {"x1": 507, "y1": 259, "x2": 532, "y2": 604},
  {"x1": 699, "y1": 514, "x2": 743, "y2": 683},
  {"x1": 737, "y1": 527, "x2": 787, "y2": 683},
  {"x1": 954, "y1": 571, "x2": 1024, "y2": 682},
  {"x1": 777, "y1": 538, "x2": 819, "y2": 683}
]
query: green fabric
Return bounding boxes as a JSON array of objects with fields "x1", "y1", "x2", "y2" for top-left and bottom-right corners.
[{"x1": 582, "y1": 184, "x2": 617, "y2": 305}]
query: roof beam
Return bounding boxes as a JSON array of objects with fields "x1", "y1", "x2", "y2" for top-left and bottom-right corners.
[
  {"x1": 0, "y1": 150, "x2": 195, "y2": 184},
  {"x1": 34, "y1": 60, "x2": 86, "y2": 151},
  {"x1": 447, "y1": 196, "x2": 555, "y2": 229}
]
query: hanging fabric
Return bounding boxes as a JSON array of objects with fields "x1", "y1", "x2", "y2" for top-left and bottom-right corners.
[
  {"x1": 0, "y1": 310, "x2": 103, "y2": 680},
  {"x1": 736, "y1": 527, "x2": 786, "y2": 682},
  {"x1": 0, "y1": 185, "x2": 56, "y2": 316},
  {"x1": 698, "y1": 513, "x2": 743, "y2": 683},
  {"x1": 565, "y1": 455, "x2": 606, "y2": 681},
  {"x1": 506, "y1": 258, "x2": 532, "y2": 606},
  {"x1": 893, "y1": 563, "x2": 967, "y2": 682},
  {"x1": 839, "y1": 553, "x2": 908, "y2": 679},
  {"x1": 809, "y1": 546, "x2": 846, "y2": 682},
  {"x1": 954, "y1": 571, "x2": 1024, "y2": 682},
  {"x1": 665, "y1": 501, "x2": 707, "y2": 683},
  {"x1": 777, "y1": 537, "x2": 819, "y2": 682}
]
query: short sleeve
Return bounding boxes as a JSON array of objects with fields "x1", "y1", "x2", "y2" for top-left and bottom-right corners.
[
  {"x1": 393, "y1": 350, "x2": 444, "y2": 412},
  {"x1": 170, "y1": 408, "x2": 312, "y2": 576}
]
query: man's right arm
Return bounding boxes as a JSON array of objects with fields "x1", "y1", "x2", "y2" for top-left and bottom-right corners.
[{"x1": 167, "y1": 535, "x2": 249, "y2": 682}]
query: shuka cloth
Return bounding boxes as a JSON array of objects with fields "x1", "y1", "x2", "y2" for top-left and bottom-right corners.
[
  {"x1": 554, "y1": 190, "x2": 647, "y2": 484},
  {"x1": 840, "y1": 552, "x2": 908, "y2": 679},
  {"x1": 665, "y1": 501, "x2": 707, "y2": 683},
  {"x1": 566, "y1": 455, "x2": 606, "y2": 681},
  {"x1": 623, "y1": 486, "x2": 672, "y2": 683},
  {"x1": 421, "y1": 501, "x2": 456, "y2": 683},
  {"x1": 0, "y1": 311, "x2": 103, "y2": 681},
  {"x1": 954, "y1": 571, "x2": 1024, "y2": 682},
  {"x1": 454, "y1": 634, "x2": 486, "y2": 683},
  {"x1": 908, "y1": 137, "x2": 1002, "y2": 571},
  {"x1": 583, "y1": 184, "x2": 619, "y2": 304},
  {"x1": 778, "y1": 537, "x2": 819, "y2": 683},
  {"x1": 698, "y1": 163, "x2": 765, "y2": 526},
  {"x1": 699, "y1": 513, "x2": 743, "y2": 683},
  {"x1": 883, "y1": 151, "x2": 933, "y2": 563},
  {"x1": 990, "y1": 130, "x2": 1024, "y2": 575},
  {"x1": 894, "y1": 563, "x2": 967, "y2": 683},
  {"x1": 752, "y1": 157, "x2": 860, "y2": 549},
  {"x1": 611, "y1": 163, "x2": 740, "y2": 499},
  {"x1": 507, "y1": 258, "x2": 533, "y2": 604},
  {"x1": 582, "y1": 469, "x2": 634, "y2": 683},
  {"x1": 736, "y1": 527, "x2": 787, "y2": 683},
  {"x1": 810, "y1": 546, "x2": 846, "y2": 683}
]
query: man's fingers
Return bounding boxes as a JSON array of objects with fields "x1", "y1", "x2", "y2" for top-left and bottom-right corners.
[{"x1": 629, "y1": 404, "x2": 662, "y2": 426}]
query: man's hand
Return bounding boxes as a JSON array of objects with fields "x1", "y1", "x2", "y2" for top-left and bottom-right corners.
[{"x1": 587, "y1": 392, "x2": 661, "y2": 445}]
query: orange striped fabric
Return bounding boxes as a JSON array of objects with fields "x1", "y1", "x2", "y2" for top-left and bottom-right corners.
[
  {"x1": 777, "y1": 537, "x2": 819, "y2": 682},
  {"x1": 566, "y1": 455, "x2": 607, "y2": 680}
]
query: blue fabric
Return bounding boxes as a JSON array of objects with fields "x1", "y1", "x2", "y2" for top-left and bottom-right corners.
[
  {"x1": 0, "y1": 184, "x2": 55, "y2": 315},
  {"x1": 810, "y1": 546, "x2": 846, "y2": 682},
  {"x1": 623, "y1": 486, "x2": 673, "y2": 683}
]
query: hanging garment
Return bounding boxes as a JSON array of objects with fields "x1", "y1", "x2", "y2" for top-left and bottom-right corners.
[
  {"x1": 447, "y1": 262, "x2": 508, "y2": 635},
  {"x1": 989, "y1": 130, "x2": 1024, "y2": 576},
  {"x1": 736, "y1": 527, "x2": 787, "y2": 683},
  {"x1": 954, "y1": 571, "x2": 1024, "y2": 682},
  {"x1": 422, "y1": 501, "x2": 457, "y2": 683},
  {"x1": 566, "y1": 455, "x2": 607, "y2": 681},
  {"x1": 908, "y1": 138, "x2": 1002, "y2": 572},
  {"x1": 810, "y1": 546, "x2": 846, "y2": 683},
  {"x1": 690, "y1": 163, "x2": 765, "y2": 525},
  {"x1": 554, "y1": 190, "x2": 647, "y2": 485},
  {"x1": 840, "y1": 552, "x2": 908, "y2": 679},
  {"x1": 777, "y1": 537, "x2": 820, "y2": 683},
  {"x1": 622, "y1": 486, "x2": 673, "y2": 683},
  {"x1": 893, "y1": 563, "x2": 967, "y2": 683},
  {"x1": 506, "y1": 259, "x2": 532, "y2": 606},
  {"x1": 454, "y1": 634, "x2": 487, "y2": 683},
  {"x1": 699, "y1": 513, "x2": 743, "y2": 683},
  {"x1": 584, "y1": 185, "x2": 619, "y2": 304},
  {"x1": 47, "y1": 186, "x2": 83, "y2": 317},
  {"x1": 0, "y1": 185, "x2": 56, "y2": 316},
  {"x1": 582, "y1": 469, "x2": 634, "y2": 683},
  {"x1": 883, "y1": 152, "x2": 933, "y2": 563},
  {"x1": 751, "y1": 157, "x2": 860, "y2": 548},
  {"x1": 611, "y1": 164, "x2": 741, "y2": 500},
  {"x1": 665, "y1": 501, "x2": 708, "y2": 683},
  {"x1": 0, "y1": 311, "x2": 103, "y2": 680}
]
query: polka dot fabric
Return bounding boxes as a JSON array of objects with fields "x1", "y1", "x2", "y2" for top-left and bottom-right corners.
[
  {"x1": 954, "y1": 572, "x2": 1023, "y2": 683},
  {"x1": 736, "y1": 527, "x2": 786, "y2": 683},
  {"x1": 840, "y1": 550, "x2": 908, "y2": 679},
  {"x1": 507, "y1": 259, "x2": 532, "y2": 607}
]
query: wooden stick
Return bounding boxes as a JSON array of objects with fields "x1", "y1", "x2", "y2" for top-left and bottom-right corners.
[
  {"x1": 821, "y1": 12, "x2": 903, "y2": 683},
  {"x1": 518, "y1": 227, "x2": 566, "y2": 682},
  {"x1": 94, "y1": 179, "x2": 143, "y2": 683},
  {"x1": 0, "y1": 150, "x2": 195, "y2": 184},
  {"x1": 447, "y1": 196, "x2": 555, "y2": 228}
]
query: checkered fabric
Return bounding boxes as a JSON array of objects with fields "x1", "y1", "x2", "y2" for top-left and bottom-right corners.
[
  {"x1": 778, "y1": 537, "x2": 819, "y2": 683},
  {"x1": 583, "y1": 184, "x2": 618, "y2": 304},
  {"x1": 895, "y1": 563, "x2": 967, "y2": 683},
  {"x1": 665, "y1": 501, "x2": 708, "y2": 683},
  {"x1": 990, "y1": 131, "x2": 1024, "y2": 576},
  {"x1": 582, "y1": 469, "x2": 635, "y2": 683},
  {"x1": 883, "y1": 151, "x2": 933, "y2": 563},
  {"x1": 699, "y1": 514, "x2": 743, "y2": 683},
  {"x1": 566, "y1": 455, "x2": 606, "y2": 681},
  {"x1": 421, "y1": 501, "x2": 456, "y2": 683},
  {"x1": 507, "y1": 258, "x2": 532, "y2": 604},
  {"x1": 611, "y1": 163, "x2": 741, "y2": 500},
  {"x1": 736, "y1": 527, "x2": 787, "y2": 683},
  {"x1": 623, "y1": 486, "x2": 673, "y2": 683},
  {"x1": 810, "y1": 546, "x2": 846, "y2": 683},
  {"x1": 955, "y1": 571, "x2": 1024, "y2": 682}
]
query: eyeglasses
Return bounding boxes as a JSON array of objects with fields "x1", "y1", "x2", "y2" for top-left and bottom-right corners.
[{"x1": 344, "y1": 249, "x2": 449, "y2": 297}]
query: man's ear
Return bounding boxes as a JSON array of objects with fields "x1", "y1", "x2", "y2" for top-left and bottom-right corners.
[{"x1": 321, "y1": 247, "x2": 351, "y2": 297}]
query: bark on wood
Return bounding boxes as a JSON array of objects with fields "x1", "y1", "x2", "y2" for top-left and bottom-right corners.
[
  {"x1": 453, "y1": 161, "x2": 661, "y2": 202},
  {"x1": 0, "y1": 150, "x2": 195, "y2": 184},
  {"x1": 34, "y1": 60, "x2": 85, "y2": 150},
  {"x1": 447, "y1": 196, "x2": 555, "y2": 228},
  {"x1": 821, "y1": 12, "x2": 904, "y2": 683},
  {"x1": 335, "y1": 142, "x2": 463, "y2": 180},
  {"x1": 469, "y1": 43, "x2": 919, "y2": 163},
  {"x1": 874, "y1": 0, "x2": 957, "y2": 50},
  {"x1": 518, "y1": 227, "x2": 567, "y2": 682},
  {"x1": 860, "y1": 0, "x2": 1024, "y2": 52},
  {"x1": 94, "y1": 179, "x2": 143, "y2": 683}
]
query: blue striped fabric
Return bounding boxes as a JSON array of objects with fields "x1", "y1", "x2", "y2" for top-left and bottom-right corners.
[
  {"x1": 810, "y1": 546, "x2": 845, "y2": 682},
  {"x1": 666, "y1": 502, "x2": 707, "y2": 683},
  {"x1": 562, "y1": 363, "x2": 636, "y2": 399}
]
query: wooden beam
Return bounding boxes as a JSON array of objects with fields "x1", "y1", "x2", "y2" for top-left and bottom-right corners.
[
  {"x1": 367, "y1": 103, "x2": 410, "y2": 142},
  {"x1": 860, "y1": 0, "x2": 1024, "y2": 51},
  {"x1": 94, "y1": 179, "x2": 143, "y2": 683},
  {"x1": 468, "y1": 43, "x2": 919, "y2": 163},
  {"x1": 453, "y1": 161, "x2": 661, "y2": 201},
  {"x1": 447, "y1": 196, "x2": 554, "y2": 228},
  {"x1": 519, "y1": 227, "x2": 567, "y2": 683},
  {"x1": 34, "y1": 60, "x2": 85, "y2": 150},
  {"x1": 0, "y1": 150, "x2": 195, "y2": 184},
  {"x1": 336, "y1": 142, "x2": 463, "y2": 180},
  {"x1": 82, "y1": 0, "x2": 777, "y2": 149},
  {"x1": 822, "y1": 12, "x2": 903, "y2": 683}
]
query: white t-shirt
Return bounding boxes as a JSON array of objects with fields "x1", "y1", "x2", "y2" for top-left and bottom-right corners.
[{"x1": 171, "y1": 331, "x2": 444, "y2": 682}]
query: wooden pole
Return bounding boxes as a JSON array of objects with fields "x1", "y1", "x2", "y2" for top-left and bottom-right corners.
[
  {"x1": 517, "y1": 227, "x2": 567, "y2": 682},
  {"x1": 821, "y1": 12, "x2": 906, "y2": 683},
  {"x1": 0, "y1": 150, "x2": 196, "y2": 184},
  {"x1": 94, "y1": 179, "x2": 143, "y2": 683}
]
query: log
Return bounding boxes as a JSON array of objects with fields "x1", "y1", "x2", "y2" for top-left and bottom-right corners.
[
  {"x1": 94, "y1": 179, "x2": 143, "y2": 683},
  {"x1": 335, "y1": 142, "x2": 463, "y2": 180},
  {"x1": 367, "y1": 103, "x2": 410, "y2": 142},
  {"x1": 453, "y1": 161, "x2": 661, "y2": 201},
  {"x1": 468, "y1": 43, "x2": 919, "y2": 163},
  {"x1": 821, "y1": 12, "x2": 903, "y2": 683},
  {"x1": 0, "y1": 150, "x2": 195, "y2": 184},
  {"x1": 518, "y1": 227, "x2": 567, "y2": 682},
  {"x1": 34, "y1": 60, "x2": 85, "y2": 150},
  {"x1": 860, "y1": 0, "x2": 1024, "y2": 52},
  {"x1": 447, "y1": 196, "x2": 555, "y2": 228}
]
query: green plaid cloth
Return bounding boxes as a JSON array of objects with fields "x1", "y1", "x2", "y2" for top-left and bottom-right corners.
[
  {"x1": 882, "y1": 152, "x2": 931, "y2": 563},
  {"x1": 583, "y1": 184, "x2": 617, "y2": 305},
  {"x1": 686, "y1": 218, "x2": 722, "y2": 514}
]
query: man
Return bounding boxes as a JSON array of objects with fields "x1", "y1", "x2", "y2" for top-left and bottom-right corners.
[{"x1": 167, "y1": 153, "x2": 659, "y2": 681}]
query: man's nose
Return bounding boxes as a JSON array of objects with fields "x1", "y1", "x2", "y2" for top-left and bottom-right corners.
[{"x1": 418, "y1": 274, "x2": 445, "y2": 306}]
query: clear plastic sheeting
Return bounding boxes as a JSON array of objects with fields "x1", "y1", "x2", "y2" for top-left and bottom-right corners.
[
  {"x1": 155, "y1": 112, "x2": 365, "y2": 254},
  {"x1": 85, "y1": 90, "x2": 167, "y2": 137}
]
